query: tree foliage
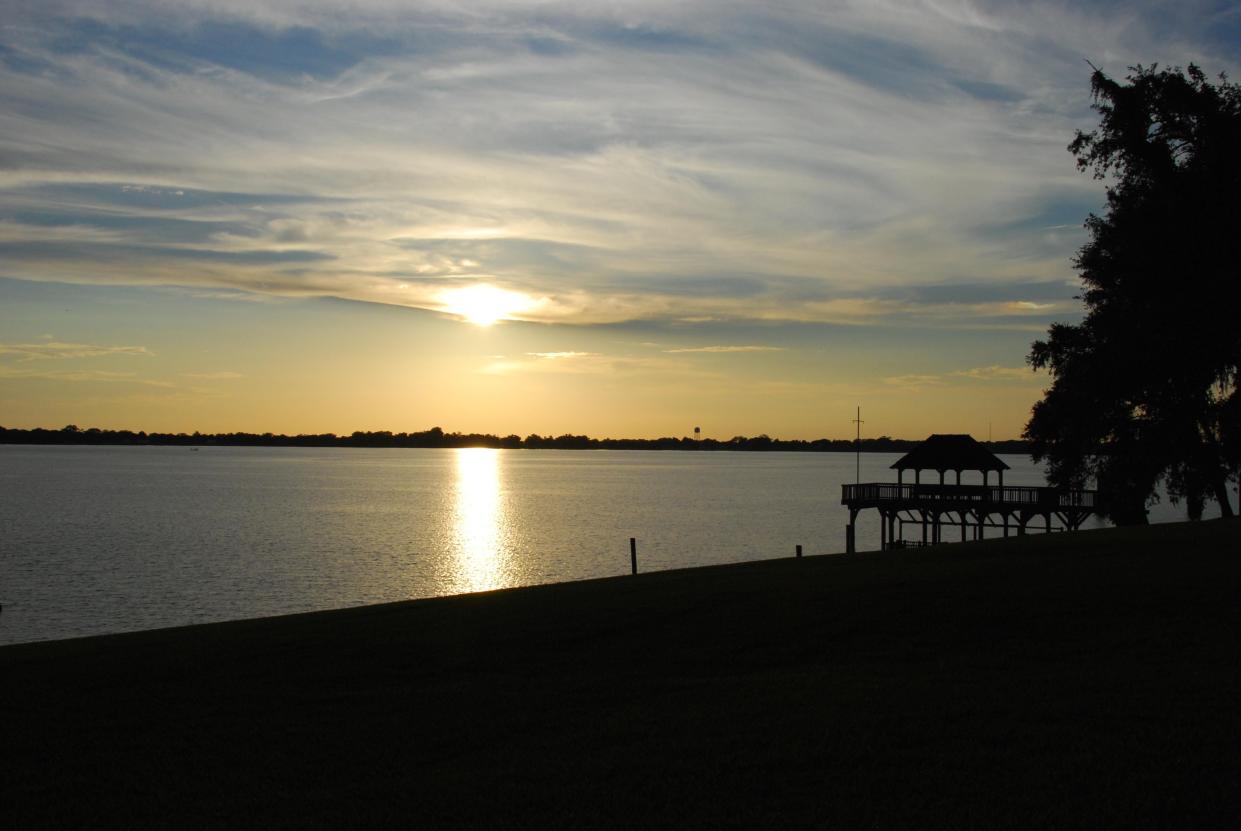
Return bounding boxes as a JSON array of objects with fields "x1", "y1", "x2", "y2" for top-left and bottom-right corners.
[{"x1": 1026, "y1": 64, "x2": 1241, "y2": 523}]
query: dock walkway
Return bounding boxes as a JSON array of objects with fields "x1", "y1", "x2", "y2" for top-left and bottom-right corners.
[{"x1": 838, "y1": 434, "x2": 1102, "y2": 552}]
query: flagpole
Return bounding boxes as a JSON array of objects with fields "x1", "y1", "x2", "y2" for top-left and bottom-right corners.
[{"x1": 852, "y1": 406, "x2": 864, "y2": 485}]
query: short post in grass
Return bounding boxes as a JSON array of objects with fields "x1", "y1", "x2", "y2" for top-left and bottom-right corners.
[
  {"x1": 796, "y1": 544, "x2": 803, "y2": 558},
  {"x1": 630, "y1": 537, "x2": 638, "y2": 575}
]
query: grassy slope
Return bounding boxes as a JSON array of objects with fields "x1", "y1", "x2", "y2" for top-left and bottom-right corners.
[{"x1": 3, "y1": 519, "x2": 1239, "y2": 829}]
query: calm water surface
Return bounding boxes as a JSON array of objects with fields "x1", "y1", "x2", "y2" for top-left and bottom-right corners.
[{"x1": 0, "y1": 445, "x2": 1209, "y2": 645}]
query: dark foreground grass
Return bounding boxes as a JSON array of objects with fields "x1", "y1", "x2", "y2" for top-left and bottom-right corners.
[{"x1": 3, "y1": 519, "x2": 1240, "y2": 829}]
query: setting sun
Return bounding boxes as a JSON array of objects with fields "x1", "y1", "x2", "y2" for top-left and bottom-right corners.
[{"x1": 438, "y1": 284, "x2": 534, "y2": 326}]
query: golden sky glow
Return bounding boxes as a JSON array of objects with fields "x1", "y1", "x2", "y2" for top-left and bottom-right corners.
[{"x1": 1, "y1": 3, "x2": 1236, "y2": 439}]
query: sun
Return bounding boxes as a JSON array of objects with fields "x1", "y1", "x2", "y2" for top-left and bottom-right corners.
[{"x1": 438, "y1": 284, "x2": 534, "y2": 326}]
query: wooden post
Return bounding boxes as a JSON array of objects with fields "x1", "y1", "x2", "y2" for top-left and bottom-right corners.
[
  {"x1": 796, "y1": 544, "x2": 803, "y2": 558},
  {"x1": 630, "y1": 537, "x2": 637, "y2": 574}
]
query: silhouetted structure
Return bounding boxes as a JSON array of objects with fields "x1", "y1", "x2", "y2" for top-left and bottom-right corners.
[{"x1": 841, "y1": 434, "x2": 1100, "y2": 553}]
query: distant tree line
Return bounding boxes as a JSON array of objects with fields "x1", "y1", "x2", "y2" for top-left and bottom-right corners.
[{"x1": 0, "y1": 424, "x2": 1031, "y2": 454}]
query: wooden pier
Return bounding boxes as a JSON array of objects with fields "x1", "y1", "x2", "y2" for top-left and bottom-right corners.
[{"x1": 840, "y1": 435, "x2": 1101, "y2": 553}]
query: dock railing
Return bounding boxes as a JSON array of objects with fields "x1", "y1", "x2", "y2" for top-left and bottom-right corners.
[{"x1": 842, "y1": 482, "x2": 1097, "y2": 509}]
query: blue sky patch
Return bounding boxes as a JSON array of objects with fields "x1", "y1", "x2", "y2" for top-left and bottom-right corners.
[{"x1": 50, "y1": 19, "x2": 368, "y2": 80}]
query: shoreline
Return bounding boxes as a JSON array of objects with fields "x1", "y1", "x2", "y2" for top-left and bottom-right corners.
[
  {"x1": 0, "y1": 425, "x2": 1033, "y2": 454},
  {"x1": 5, "y1": 518, "x2": 1239, "y2": 827}
]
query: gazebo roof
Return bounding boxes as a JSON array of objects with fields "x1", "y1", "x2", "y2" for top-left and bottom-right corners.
[{"x1": 891, "y1": 434, "x2": 1009, "y2": 473}]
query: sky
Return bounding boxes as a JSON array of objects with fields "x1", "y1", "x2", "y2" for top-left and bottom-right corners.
[{"x1": 2, "y1": 1, "x2": 1238, "y2": 440}]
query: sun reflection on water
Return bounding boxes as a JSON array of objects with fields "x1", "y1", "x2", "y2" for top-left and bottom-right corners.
[{"x1": 452, "y1": 447, "x2": 507, "y2": 593}]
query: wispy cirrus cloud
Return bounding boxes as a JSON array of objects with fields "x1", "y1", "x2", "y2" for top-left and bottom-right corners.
[
  {"x1": 526, "y1": 351, "x2": 595, "y2": 360},
  {"x1": 179, "y1": 370, "x2": 243, "y2": 380},
  {"x1": 951, "y1": 365, "x2": 1040, "y2": 382},
  {"x1": 885, "y1": 364, "x2": 1041, "y2": 389},
  {"x1": 482, "y1": 349, "x2": 713, "y2": 378},
  {"x1": 0, "y1": 366, "x2": 173, "y2": 386},
  {"x1": 0, "y1": 341, "x2": 153, "y2": 360},
  {"x1": 0, "y1": 1, "x2": 1236, "y2": 330},
  {"x1": 663, "y1": 345, "x2": 785, "y2": 354},
  {"x1": 883, "y1": 374, "x2": 944, "y2": 390}
]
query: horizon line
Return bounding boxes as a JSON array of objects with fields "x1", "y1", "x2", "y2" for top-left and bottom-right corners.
[{"x1": 0, "y1": 424, "x2": 1030, "y2": 447}]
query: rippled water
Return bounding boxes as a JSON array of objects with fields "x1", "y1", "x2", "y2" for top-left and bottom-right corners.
[{"x1": 0, "y1": 445, "x2": 1210, "y2": 645}]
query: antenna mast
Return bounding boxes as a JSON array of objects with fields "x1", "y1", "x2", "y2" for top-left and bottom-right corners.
[{"x1": 852, "y1": 406, "x2": 864, "y2": 484}]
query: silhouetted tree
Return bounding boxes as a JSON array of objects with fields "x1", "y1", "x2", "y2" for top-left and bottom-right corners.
[{"x1": 1027, "y1": 64, "x2": 1241, "y2": 523}]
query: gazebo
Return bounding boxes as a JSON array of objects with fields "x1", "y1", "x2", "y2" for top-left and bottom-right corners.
[
  {"x1": 892, "y1": 434, "x2": 1009, "y2": 487},
  {"x1": 840, "y1": 434, "x2": 1099, "y2": 553}
]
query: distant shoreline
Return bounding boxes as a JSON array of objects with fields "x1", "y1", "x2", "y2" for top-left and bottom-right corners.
[{"x1": 0, "y1": 425, "x2": 1032, "y2": 453}]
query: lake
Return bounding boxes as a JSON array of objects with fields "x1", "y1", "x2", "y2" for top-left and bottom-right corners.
[{"x1": 0, "y1": 445, "x2": 1211, "y2": 645}]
